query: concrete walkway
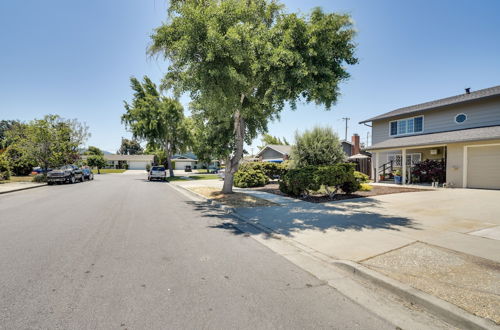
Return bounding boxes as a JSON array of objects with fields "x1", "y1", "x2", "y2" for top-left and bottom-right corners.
[
  {"x1": 173, "y1": 180, "x2": 500, "y2": 324},
  {"x1": 0, "y1": 182, "x2": 46, "y2": 194}
]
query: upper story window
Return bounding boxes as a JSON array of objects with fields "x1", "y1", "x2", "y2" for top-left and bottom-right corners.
[{"x1": 389, "y1": 116, "x2": 423, "y2": 136}]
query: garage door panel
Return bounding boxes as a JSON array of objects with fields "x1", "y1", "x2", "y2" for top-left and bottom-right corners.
[
  {"x1": 128, "y1": 161, "x2": 148, "y2": 170},
  {"x1": 467, "y1": 145, "x2": 500, "y2": 190}
]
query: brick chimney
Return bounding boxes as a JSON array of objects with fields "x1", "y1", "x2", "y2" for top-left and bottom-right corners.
[{"x1": 351, "y1": 134, "x2": 360, "y2": 155}]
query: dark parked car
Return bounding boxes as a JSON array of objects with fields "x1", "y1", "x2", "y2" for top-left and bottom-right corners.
[
  {"x1": 47, "y1": 165, "x2": 84, "y2": 185},
  {"x1": 184, "y1": 165, "x2": 192, "y2": 172},
  {"x1": 82, "y1": 167, "x2": 94, "y2": 181}
]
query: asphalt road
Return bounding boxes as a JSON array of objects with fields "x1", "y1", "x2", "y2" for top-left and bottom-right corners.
[{"x1": 0, "y1": 173, "x2": 392, "y2": 329}]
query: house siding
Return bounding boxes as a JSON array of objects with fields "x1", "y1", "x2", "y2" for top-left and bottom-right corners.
[
  {"x1": 371, "y1": 96, "x2": 500, "y2": 145},
  {"x1": 260, "y1": 148, "x2": 285, "y2": 160}
]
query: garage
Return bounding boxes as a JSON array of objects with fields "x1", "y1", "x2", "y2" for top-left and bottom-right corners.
[
  {"x1": 466, "y1": 145, "x2": 500, "y2": 189},
  {"x1": 174, "y1": 161, "x2": 195, "y2": 170},
  {"x1": 128, "y1": 161, "x2": 149, "y2": 170}
]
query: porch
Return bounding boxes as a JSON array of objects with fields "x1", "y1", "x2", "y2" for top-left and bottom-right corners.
[{"x1": 372, "y1": 145, "x2": 446, "y2": 185}]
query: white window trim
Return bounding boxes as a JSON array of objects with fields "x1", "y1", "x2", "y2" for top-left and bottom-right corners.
[
  {"x1": 454, "y1": 113, "x2": 468, "y2": 124},
  {"x1": 389, "y1": 115, "x2": 424, "y2": 137}
]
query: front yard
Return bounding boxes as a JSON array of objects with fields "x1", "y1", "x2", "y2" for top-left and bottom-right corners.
[
  {"x1": 167, "y1": 174, "x2": 220, "y2": 182},
  {"x1": 248, "y1": 182, "x2": 426, "y2": 203},
  {"x1": 0, "y1": 176, "x2": 34, "y2": 184}
]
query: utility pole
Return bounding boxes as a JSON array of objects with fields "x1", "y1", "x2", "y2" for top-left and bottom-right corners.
[
  {"x1": 366, "y1": 131, "x2": 370, "y2": 147},
  {"x1": 342, "y1": 117, "x2": 350, "y2": 141}
]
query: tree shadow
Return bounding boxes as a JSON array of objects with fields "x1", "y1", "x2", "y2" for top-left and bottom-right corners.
[{"x1": 187, "y1": 198, "x2": 419, "y2": 239}]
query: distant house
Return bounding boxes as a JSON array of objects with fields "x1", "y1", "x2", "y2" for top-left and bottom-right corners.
[
  {"x1": 82, "y1": 154, "x2": 154, "y2": 170},
  {"x1": 360, "y1": 85, "x2": 500, "y2": 189},
  {"x1": 256, "y1": 144, "x2": 292, "y2": 163},
  {"x1": 171, "y1": 152, "x2": 219, "y2": 170}
]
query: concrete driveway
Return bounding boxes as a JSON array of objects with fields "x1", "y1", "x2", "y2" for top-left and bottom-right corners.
[{"x1": 237, "y1": 188, "x2": 500, "y2": 263}]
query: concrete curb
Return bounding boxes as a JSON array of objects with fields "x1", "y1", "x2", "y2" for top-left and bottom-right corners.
[
  {"x1": 0, "y1": 183, "x2": 47, "y2": 195},
  {"x1": 170, "y1": 182, "x2": 498, "y2": 330},
  {"x1": 333, "y1": 261, "x2": 497, "y2": 330}
]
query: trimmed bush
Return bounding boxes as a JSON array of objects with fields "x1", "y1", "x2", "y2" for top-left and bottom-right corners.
[
  {"x1": 0, "y1": 157, "x2": 11, "y2": 181},
  {"x1": 354, "y1": 171, "x2": 369, "y2": 183},
  {"x1": 239, "y1": 161, "x2": 287, "y2": 179},
  {"x1": 279, "y1": 163, "x2": 360, "y2": 197},
  {"x1": 234, "y1": 169, "x2": 268, "y2": 188},
  {"x1": 359, "y1": 183, "x2": 373, "y2": 191}
]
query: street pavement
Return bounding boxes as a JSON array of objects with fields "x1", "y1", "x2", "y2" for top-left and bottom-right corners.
[{"x1": 0, "y1": 173, "x2": 391, "y2": 329}]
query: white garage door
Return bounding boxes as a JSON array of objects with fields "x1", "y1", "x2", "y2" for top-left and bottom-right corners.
[
  {"x1": 128, "y1": 161, "x2": 148, "y2": 170},
  {"x1": 174, "y1": 161, "x2": 192, "y2": 170},
  {"x1": 467, "y1": 145, "x2": 500, "y2": 190}
]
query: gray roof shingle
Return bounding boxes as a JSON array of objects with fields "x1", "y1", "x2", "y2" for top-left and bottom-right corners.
[
  {"x1": 367, "y1": 125, "x2": 500, "y2": 150},
  {"x1": 360, "y1": 85, "x2": 500, "y2": 123},
  {"x1": 257, "y1": 144, "x2": 292, "y2": 157}
]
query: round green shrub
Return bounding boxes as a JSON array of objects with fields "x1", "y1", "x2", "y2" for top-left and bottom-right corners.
[
  {"x1": 32, "y1": 174, "x2": 47, "y2": 183},
  {"x1": 234, "y1": 169, "x2": 268, "y2": 188}
]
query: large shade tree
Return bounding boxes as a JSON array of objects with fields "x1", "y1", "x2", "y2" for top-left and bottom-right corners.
[
  {"x1": 117, "y1": 138, "x2": 143, "y2": 155},
  {"x1": 122, "y1": 76, "x2": 191, "y2": 177},
  {"x1": 149, "y1": 0, "x2": 358, "y2": 193}
]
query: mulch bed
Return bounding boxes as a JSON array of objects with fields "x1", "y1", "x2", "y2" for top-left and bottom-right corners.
[{"x1": 249, "y1": 183, "x2": 425, "y2": 203}]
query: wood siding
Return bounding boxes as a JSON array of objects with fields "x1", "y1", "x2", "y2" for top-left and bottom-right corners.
[{"x1": 371, "y1": 96, "x2": 500, "y2": 145}]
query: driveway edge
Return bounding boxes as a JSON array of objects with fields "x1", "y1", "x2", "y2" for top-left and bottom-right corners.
[
  {"x1": 170, "y1": 182, "x2": 498, "y2": 330},
  {"x1": 0, "y1": 183, "x2": 47, "y2": 195}
]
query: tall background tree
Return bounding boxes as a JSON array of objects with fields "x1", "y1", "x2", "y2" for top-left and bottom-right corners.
[
  {"x1": 291, "y1": 126, "x2": 345, "y2": 167},
  {"x1": 259, "y1": 134, "x2": 289, "y2": 149},
  {"x1": 122, "y1": 76, "x2": 191, "y2": 177},
  {"x1": 117, "y1": 138, "x2": 143, "y2": 155},
  {"x1": 150, "y1": 0, "x2": 357, "y2": 193},
  {"x1": 9, "y1": 115, "x2": 89, "y2": 173}
]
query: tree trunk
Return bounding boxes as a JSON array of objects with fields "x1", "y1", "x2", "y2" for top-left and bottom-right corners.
[
  {"x1": 222, "y1": 100, "x2": 246, "y2": 194},
  {"x1": 164, "y1": 142, "x2": 175, "y2": 177}
]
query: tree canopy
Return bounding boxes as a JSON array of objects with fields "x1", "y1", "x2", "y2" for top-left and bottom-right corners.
[
  {"x1": 117, "y1": 138, "x2": 143, "y2": 155},
  {"x1": 122, "y1": 76, "x2": 191, "y2": 177},
  {"x1": 290, "y1": 126, "x2": 345, "y2": 167},
  {"x1": 259, "y1": 134, "x2": 289, "y2": 149},
  {"x1": 150, "y1": 0, "x2": 357, "y2": 192},
  {"x1": 84, "y1": 146, "x2": 104, "y2": 156}
]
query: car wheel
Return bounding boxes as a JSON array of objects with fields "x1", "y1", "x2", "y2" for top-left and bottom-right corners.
[
  {"x1": 70, "y1": 176, "x2": 75, "y2": 184},
  {"x1": 48, "y1": 182, "x2": 53, "y2": 186}
]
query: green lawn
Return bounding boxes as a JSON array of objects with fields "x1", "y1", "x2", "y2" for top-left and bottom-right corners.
[
  {"x1": 0, "y1": 176, "x2": 34, "y2": 184},
  {"x1": 96, "y1": 169, "x2": 128, "y2": 174},
  {"x1": 167, "y1": 174, "x2": 220, "y2": 182}
]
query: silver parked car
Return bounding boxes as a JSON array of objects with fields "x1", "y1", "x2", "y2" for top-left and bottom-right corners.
[{"x1": 148, "y1": 166, "x2": 167, "y2": 181}]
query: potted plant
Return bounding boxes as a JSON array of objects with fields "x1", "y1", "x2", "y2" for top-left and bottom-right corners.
[{"x1": 393, "y1": 169, "x2": 402, "y2": 184}]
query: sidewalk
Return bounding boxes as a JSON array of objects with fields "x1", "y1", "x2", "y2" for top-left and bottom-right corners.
[
  {"x1": 173, "y1": 180, "x2": 500, "y2": 325},
  {"x1": 0, "y1": 182, "x2": 46, "y2": 194}
]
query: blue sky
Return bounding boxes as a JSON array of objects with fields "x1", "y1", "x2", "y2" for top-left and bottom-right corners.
[{"x1": 1, "y1": 0, "x2": 499, "y2": 153}]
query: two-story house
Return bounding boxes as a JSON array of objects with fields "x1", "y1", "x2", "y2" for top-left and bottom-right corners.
[{"x1": 360, "y1": 85, "x2": 500, "y2": 189}]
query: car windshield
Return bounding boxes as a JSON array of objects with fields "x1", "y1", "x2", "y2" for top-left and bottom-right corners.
[
  {"x1": 58, "y1": 165, "x2": 74, "y2": 170},
  {"x1": 152, "y1": 166, "x2": 165, "y2": 171}
]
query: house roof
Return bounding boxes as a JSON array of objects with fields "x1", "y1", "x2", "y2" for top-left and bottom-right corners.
[
  {"x1": 256, "y1": 144, "x2": 292, "y2": 157},
  {"x1": 367, "y1": 125, "x2": 500, "y2": 150},
  {"x1": 172, "y1": 152, "x2": 197, "y2": 161},
  {"x1": 82, "y1": 154, "x2": 155, "y2": 161},
  {"x1": 360, "y1": 85, "x2": 500, "y2": 124}
]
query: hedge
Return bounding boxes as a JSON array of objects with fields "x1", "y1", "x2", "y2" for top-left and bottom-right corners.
[
  {"x1": 279, "y1": 163, "x2": 360, "y2": 197},
  {"x1": 234, "y1": 168, "x2": 268, "y2": 188},
  {"x1": 0, "y1": 157, "x2": 11, "y2": 181},
  {"x1": 238, "y1": 161, "x2": 287, "y2": 179}
]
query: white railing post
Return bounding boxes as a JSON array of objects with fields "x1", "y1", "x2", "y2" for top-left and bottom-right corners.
[{"x1": 402, "y1": 148, "x2": 407, "y2": 185}]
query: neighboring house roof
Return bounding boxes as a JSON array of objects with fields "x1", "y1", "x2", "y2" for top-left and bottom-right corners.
[
  {"x1": 256, "y1": 144, "x2": 292, "y2": 157},
  {"x1": 172, "y1": 152, "x2": 198, "y2": 161},
  {"x1": 103, "y1": 154, "x2": 154, "y2": 161},
  {"x1": 367, "y1": 125, "x2": 500, "y2": 150},
  {"x1": 360, "y1": 85, "x2": 500, "y2": 124}
]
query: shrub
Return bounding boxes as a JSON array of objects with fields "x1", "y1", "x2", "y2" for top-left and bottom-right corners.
[
  {"x1": 412, "y1": 159, "x2": 445, "y2": 183},
  {"x1": 279, "y1": 166, "x2": 320, "y2": 197},
  {"x1": 290, "y1": 126, "x2": 345, "y2": 168},
  {"x1": 146, "y1": 164, "x2": 151, "y2": 172},
  {"x1": 234, "y1": 169, "x2": 268, "y2": 188},
  {"x1": 359, "y1": 183, "x2": 373, "y2": 191},
  {"x1": 279, "y1": 163, "x2": 360, "y2": 197},
  {"x1": 239, "y1": 161, "x2": 287, "y2": 179},
  {"x1": 0, "y1": 157, "x2": 11, "y2": 180},
  {"x1": 354, "y1": 171, "x2": 369, "y2": 183},
  {"x1": 32, "y1": 174, "x2": 47, "y2": 183}
]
